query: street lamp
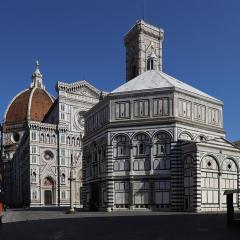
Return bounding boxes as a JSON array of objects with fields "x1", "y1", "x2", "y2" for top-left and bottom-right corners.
[{"x1": 67, "y1": 153, "x2": 76, "y2": 213}]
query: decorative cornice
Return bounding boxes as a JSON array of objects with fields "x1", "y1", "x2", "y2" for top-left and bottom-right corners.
[{"x1": 28, "y1": 121, "x2": 57, "y2": 131}]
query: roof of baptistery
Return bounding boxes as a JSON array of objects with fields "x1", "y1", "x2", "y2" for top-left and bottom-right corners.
[
  {"x1": 4, "y1": 61, "x2": 54, "y2": 124},
  {"x1": 112, "y1": 70, "x2": 221, "y2": 103}
]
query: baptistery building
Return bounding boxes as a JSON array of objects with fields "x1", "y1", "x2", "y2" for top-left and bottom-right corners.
[
  {"x1": 82, "y1": 20, "x2": 240, "y2": 212},
  {"x1": 1, "y1": 62, "x2": 101, "y2": 207}
]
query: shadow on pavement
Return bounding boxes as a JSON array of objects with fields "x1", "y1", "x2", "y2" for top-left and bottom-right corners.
[
  {"x1": 10, "y1": 207, "x2": 71, "y2": 212},
  {"x1": 0, "y1": 214, "x2": 240, "y2": 240}
]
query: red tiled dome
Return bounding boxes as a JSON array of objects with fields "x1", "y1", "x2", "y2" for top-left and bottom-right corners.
[{"x1": 4, "y1": 87, "x2": 54, "y2": 124}]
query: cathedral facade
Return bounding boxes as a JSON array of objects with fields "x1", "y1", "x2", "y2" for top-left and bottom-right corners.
[
  {"x1": 1, "y1": 62, "x2": 101, "y2": 207},
  {"x1": 82, "y1": 20, "x2": 240, "y2": 212}
]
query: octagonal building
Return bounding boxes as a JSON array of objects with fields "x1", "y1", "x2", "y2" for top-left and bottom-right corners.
[{"x1": 82, "y1": 20, "x2": 240, "y2": 212}]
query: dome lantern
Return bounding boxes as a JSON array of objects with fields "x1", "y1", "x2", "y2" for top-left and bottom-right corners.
[{"x1": 31, "y1": 60, "x2": 45, "y2": 89}]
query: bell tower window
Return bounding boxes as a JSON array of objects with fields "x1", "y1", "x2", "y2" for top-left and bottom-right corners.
[{"x1": 147, "y1": 58, "x2": 154, "y2": 70}]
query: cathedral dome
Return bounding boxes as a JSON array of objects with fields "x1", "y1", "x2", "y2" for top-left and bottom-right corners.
[{"x1": 4, "y1": 62, "x2": 54, "y2": 124}]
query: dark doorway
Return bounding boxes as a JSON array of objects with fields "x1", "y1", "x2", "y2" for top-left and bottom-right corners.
[
  {"x1": 43, "y1": 177, "x2": 54, "y2": 206},
  {"x1": 185, "y1": 198, "x2": 189, "y2": 210},
  {"x1": 44, "y1": 190, "x2": 52, "y2": 205},
  {"x1": 89, "y1": 183, "x2": 100, "y2": 211},
  {"x1": 184, "y1": 196, "x2": 193, "y2": 211}
]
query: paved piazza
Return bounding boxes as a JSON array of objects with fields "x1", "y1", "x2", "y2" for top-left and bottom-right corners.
[{"x1": 0, "y1": 210, "x2": 240, "y2": 240}]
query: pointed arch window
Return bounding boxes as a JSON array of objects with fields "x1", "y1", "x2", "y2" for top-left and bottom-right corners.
[
  {"x1": 32, "y1": 172, "x2": 37, "y2": 182},
  {"x1": 40, "y1": 133, "x2": 44, "y2": 142},
  {"x1": 51, "y1": 135, "x2": 56, "y2": 144},
  {"x1": 31, "y1": 132, "x2": 37, "y2": 141},
  {"x1": 147, "y1": 58, "x2": 154, "y2": 70},
  {"x1": 46, "y1": 134, "x2": 50, "y2": 143},
  {"x1": 61, "y1": 173, "x2": 66, "y2": 184}
]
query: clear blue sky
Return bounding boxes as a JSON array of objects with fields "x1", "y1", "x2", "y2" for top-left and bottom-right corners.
[{"x1": 0, "y1": 0, "x2": 240, "y2": 141}]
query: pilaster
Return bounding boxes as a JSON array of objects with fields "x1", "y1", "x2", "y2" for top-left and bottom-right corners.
[{"x1": 106, "y1": 144, "x2": 114, "y2": 211}]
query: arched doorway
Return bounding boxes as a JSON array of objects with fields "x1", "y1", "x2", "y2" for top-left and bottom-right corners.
[{"x1": 43, "y1": 177, "x2": 54, "y2": 205}]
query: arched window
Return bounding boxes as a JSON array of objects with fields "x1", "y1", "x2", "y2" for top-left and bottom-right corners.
[
  {"x1": 32, "y1": 172, "x2": 37, "y2": 182},
  {"x1": 133, "y1": 161, "x2": 139, "y2": 170},
  {"x1": 133, "y1": 133, "x2": 150, "y2": 156},
  {"x1": 77, "y1": 138, "x2": 80, "y2": 146},
  {"x1": 147, "y1": 58, "x2": 154, "y2": 70},
  {"x1": 133, "y1": 160, "x2": 149, "y2": 171},
  {"x1": 113, "y1": 135, "x2": 130, "y2": 158},
  {"x1": 113, "y1": 160, "x2": 130, "y2": 172},
  {"x1": 61, "y1": 173, "x2": 65, "y2": 184},
  {"x1": 67, "y1": 136, "x2": 71, "y2": 145},
  {"x1": 114, "y1": 161, "x2": 119, "y2": 171},
  {"x1": 46, "y1": 134, "x2": 50, "y2": 143},
  {"x1": 51, "y1": 135, "x2": 56, "y2": 144},
  {"x1": 119, "y1": 161, "x2": 124, "y2": 171},
  {"x1": 154, "y1": 132, "x2": 171, "y2": 156},
  {"x1": 40, "y1": 133, "x2": 44, "y2": 142},
  {"x1": 139, "y1": 160, "x2": 144, "y2": 170},
  {"x1": 32, "y1": 132, "x2": 37, "y2": 141}
]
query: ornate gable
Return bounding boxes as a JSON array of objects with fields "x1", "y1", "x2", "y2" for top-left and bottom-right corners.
[
  {"x1": 73, "y1": 85, "x2": 99, "y2": 98},
  {"x1": 56, "y1": 80, "x2": 104, "y2": 99}
]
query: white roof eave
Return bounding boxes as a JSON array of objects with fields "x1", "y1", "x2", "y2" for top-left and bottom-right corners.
[{"x1": 110, "y1": 70, "x2": 222, "y2": 105}]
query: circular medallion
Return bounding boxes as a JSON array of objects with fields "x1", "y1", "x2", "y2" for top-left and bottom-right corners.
[
  {"x1": 43, "y1": 150, "x2": 54, "y2": 161},
  {"x1": 75, "y1": 111, "x2": 85, "y2": 129},
  {"x1": 78, "y1": 115, "x2": 85, "y2": 127}
]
